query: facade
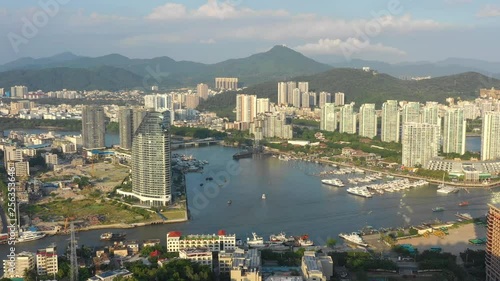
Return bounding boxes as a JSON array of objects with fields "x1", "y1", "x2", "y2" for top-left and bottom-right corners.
[
  {"x1": 421, "y1": 102, "x2": 440, "y2": 126},
  {"x1": 10, "y1": 85, "x2": 28, "y2": 98},
  {"x1": 278, "y1": 82, "x2": 287, "y2": 105},
  {"x1": 166, "y1": 230, "x2": 236, "y2": 252},
  {"x1": 87, "y1": 269, "x2": 132, "y2": 281},
  {"x1": 118, "y1": 107, "x2": 133, "y2": 150},
  {"x1": 359, "y1": 103, "x2": 377, "y2": 138},
  {"x1": 82, "y1": 105, "x2": 105, "y2": 149},
  {"x1": 482, "y1": 111, "x2": 500, "y2": 161},
  {"x1": 36, "y1": 245, "x2": 58, "y2": 276},
  {"x1": 381, "y1": 100, "x2": 400, "y2": 143},
  {"x1": 132, "y1": 106, "x2": 148, "y2": 134},
  {"x1": 443, "y1": 108, "x2": 466, "y2": 155},
  {"x1": 298, "y1": 82, "x2": 309, "y2": 94},
  {"x1": 256, "y1": 98, "x2": 270, "y2": 114},
  {"x1": 486, "y1": 204, "x2": 500, "y2": 281},
  {"x1": 215, "y1": 77, "x2": 238, "y2": 90},
  {"x1": 197, "y1": 83, "x2": 209, "y2": 100},
  {"x1": 286, "y1": 82, "x2": 297, "y2": 105},
  {"x1": 236, "y1": 94, "x2": 257, "y2": 123},
  {"x1": 301, "y1": 251, "x2": 333, "y2": 281},
  {"x1": 3, "y1": 251, "x2": 35, "y2": 278},
  {"x1": 301, "y1": 92, "x2": 311, "y2": 108},
  {"x1": 231, "y1": 249, "x2": 262, "y2": 281},
  {"x1": 339, "y1": 103, "x2": 356, "y2": 134},
  {"x1": 401, "y1": 102, "x2": 421, "y2": 124},
  {"x1": 402, "y1": 122, "x2": 440, "y2": 168},
  {"x1": 44, "y1": 153, "x2": 58, "y2": 168},
  {"x1": 131, "y1": 111, "x2": 172, "y2": 206},
  {"x1": 334, "y1": 92, "x2": 345, "y2": 106},
  {"x1": 292, "y1": 88, "x2": 301, "y2": 108},
  {"x1": 185, "y1": 94, "x2": 200, "y2": 109},
  {"x1": 252, "y1": 113, "x2": 293, "y2": 140},
  {"x1": 320, "y1": 103, "x2": 336, "y2": 132},
  {"x1": 179, "y1": 248, "x2": 213, "y2": 268}
]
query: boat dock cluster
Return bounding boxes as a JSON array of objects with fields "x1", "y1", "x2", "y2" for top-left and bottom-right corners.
[
  {"x1": 346, "y1": 178, "x2": 429, "y2": 198},
  {"x1": 172, "y1": 154, "x2": 209, "y2": 173},
  {"x1": 246, "y1": 232, "x2": 314, "y2": 249},
  {"x1": 314, "y1": 167, "x2": 364, "y2": 177}
]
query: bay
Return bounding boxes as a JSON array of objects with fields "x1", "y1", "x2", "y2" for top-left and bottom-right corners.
[{"x1": 1, "y1": 145, "x2": 497, "y2": 263}]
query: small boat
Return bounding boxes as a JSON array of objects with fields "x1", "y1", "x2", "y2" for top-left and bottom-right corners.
[
  {"x1": 458, "y1": 201, "x2": 469, "y2": 207},
  {"x1": 247, "y1": 232, "x2": 266, "y2": 248},
  {"x1": 227, "y1": 200, "x2": 232, "y2": 205},
  {"x1": 456, "y1": 212, "x2": 473, "y2": 220},
  {"x1": 100, "y1": 232, "x2": 126, "y2": 241},
  {"x1": 432, "y1": 207, "x2": 445, "y2": 212},
  {"x1": 298, "y1": 234, "x2": 314, "y2": 246},
  {"x1": 321, "y1": 178, "x2": 344, "y2": 187},
  {"x1": 261, "y1": 194, "x2": 266, "y2": 200},
  {"x1": 200, "y1": 183, "x2": 204, "y2": 187}
]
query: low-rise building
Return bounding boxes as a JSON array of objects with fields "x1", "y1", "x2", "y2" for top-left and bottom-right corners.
[
  {"x1": 179, "y1": 248, "x2": 213, "y2": 267},
  {"x1": 301, "y1": 251, "x2": 333, "y2": 281},
  {"x1": 87, "y1": 269, "x2": 132, "y2": 281},
  {"x1": 36, "y1": 245, "x2": 58, "y2": 276},
  {"x1": 231, "y1": 249, "x2": 262, "y2": 281},
  {"x1": 166, "y1": 230, "x2": 236, "y2": 252},
  {"x1": 2, "y1": 251, "x2": 35, "y2": 278}
]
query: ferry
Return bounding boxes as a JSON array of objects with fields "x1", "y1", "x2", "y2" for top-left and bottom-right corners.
[
  {"x1": 16, "y1": 230, "x2": 46, "y2": 243},
  {"x1": 100, "y1": 232, "x2": 126, "y2": 241},
  {"x1": 247, "y1": 232, "x2": 266, "y2": 248},
  {"x1": 458, "y1": 201, "x2": 469, "y2": 207},
  {"x1": 339, "y1": 232, "x2": 368, "y2": 247},
  {"x1": 321, "y1": 178, "x2": 344, "y2": 187}
]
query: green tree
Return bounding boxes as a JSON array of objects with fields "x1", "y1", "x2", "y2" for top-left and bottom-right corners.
[{"x1": 326, "y1": 238, "x2": 337, "y2": 248}]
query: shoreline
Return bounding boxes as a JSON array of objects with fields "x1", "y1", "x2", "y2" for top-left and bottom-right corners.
[{"x1": 264, "y1": 147, "x2": 500, "y2": 189}]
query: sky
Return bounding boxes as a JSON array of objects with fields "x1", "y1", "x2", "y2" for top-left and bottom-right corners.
[{"x1": 1, "y1": 0, "x2": 500, "y2": 65}]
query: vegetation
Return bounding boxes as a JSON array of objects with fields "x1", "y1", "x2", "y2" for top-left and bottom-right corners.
[
  {"x1": 260, "y1": 248, "x2": 305, "y2": 266},
  {"x1": 171, "y1": 126, "x2": 227, "y2": 139},
  {"x1": 0, "y1": 117, "x2": 81, "y2": 131},
  {"x1": 441, "y1": 151, "x2": 480, "y2": 160},
  {"x1": 460, "y1": 249, "x2": 486, "y2": 280},
  {"x1": 414, "y1": 169, "x2": 449, "y2": 181},
  {"x1": 416, "y1": 251, "x2": 468, "y2": 281},
  {"x1": 328, "y1": 252, "x2": 397, "y2": 272},
  {"x1": 122, "y1": 259, "x2": 213, "y2": 281},
  {"x1": 291, "y1": 119, "x2": 320, "y2": 128}
]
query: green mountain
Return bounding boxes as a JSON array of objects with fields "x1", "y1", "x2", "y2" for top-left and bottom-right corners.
[
  {"x1": 199, "y1": 69, "x2": 500, "y2": 118},
  {"x1": 0, "y1": 46, "x2": 331, "y2": 88},
  {"x1": 0, "y1": 66, "x2": 144, "y2": 91}
]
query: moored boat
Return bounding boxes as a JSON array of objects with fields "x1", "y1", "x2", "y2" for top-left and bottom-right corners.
[
  {"x1": 458, "y1": 201, "x2": 469, "y2": 207},
  {"x1": 247, "y1": 232, "x2": 266, "y2": 248},
  {"x1": 432, "y1": 207, "x2": 445, "y2": 212},
  {"x1": 321, "y1": 178, "x2": 344, "y2": 187},
  {"x1": 339, "y1": 232, "x2": 368, "y2": 247},
  {"x1": 100, "y1": 232, "x2": 126, "y2": 241},
  {"x1": 298, "y1": 234, "x2": 314, "y2": 246},
  {"x1": 16, "y1": 230, "x2": 46, "y2": 243}
]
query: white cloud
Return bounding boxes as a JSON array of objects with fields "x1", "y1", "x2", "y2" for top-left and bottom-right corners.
[
  {"x1": 200, "y1": 38, "x2": 216, "y2": 44},
  {"x1": 444, "y1": 0, "x2": 472, "y2": 4},
  {"x1": 146, "y1": 0, "x2": 289, "y2": 21},
  {"x1": 295, "y1": 38, "x2": 407, "y2": 57},
  {"x1": 476, "y1": 5, "x2": 500, "y2": 18}
]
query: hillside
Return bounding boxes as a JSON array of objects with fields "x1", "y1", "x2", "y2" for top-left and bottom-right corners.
[
  {"x1": 0, "y1": 66, "x2": 144, "y2": 91},
  {"x1": 0, "y1": 46, "x2": 331, "y2": 88},
  {"x1": 199, "y1": 69, "x2": 500, "y2": 118}
]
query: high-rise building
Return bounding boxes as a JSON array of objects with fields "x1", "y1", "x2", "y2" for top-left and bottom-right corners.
[
  {"x1": 132, "y1": 111, "x2": 172, "y2": 206},
  {"x1": 402, "y1": 122, "x2": 440, "y2": 168},
  {"x1": 36, "y1": 245, "x2": 58, "y2": 276},
  {"x1": 421, "y1": 102, "x2": 440, "y2": 126},
  {"x1": 319, "y1": 92, "x2": 332, "y2": 108},
  {"x1": 320, "y1": 103, "x2": 336, "y2": 132},
  {"x1": 309, "y1": 92, "x2": 317, "y2": 107},
  {"x1": 197, "y1": 83, "x2": 209, "y2": 100},
  {"x1": 118, "y1": 107, "x2": 133, "y2": 150},
  {"x1": 335, "y1": 92, "x2": 345, "y2": 106},
  {"x1": 215, "y1": 77, "x2": 238, "y2": 90},
  {"x1": 251, "y1": 113, "x2": 293, "y2": 139},
  {"x1": 359, "y1": 103, "x2": 377, "y2": 138},
  {"x1": 292, "y1": 88, "x2": 301, "y2": 108},
  {"x1": 256, "y1": 98, "x2": 269, "y2": 114},
  {"x1": 132, "y1": 106, "x2": 148, "y2": 134},
  {"x1": 10, "y1": 85, "x2": 28, "y2": 99},
  {"x1": 0, "y1": 88, "x2": 4, "y2": 96},
  {"x1": 298, "y1": 82, "x2": 309, "y2": 94},
  {"x1": 3, "y1": 251, "x2": 35, "y2": 278},
  {"x1": 81, "y1": 105, "x2": 105, "y2": 149},
  {"x1": 443, "y1": 108, "x2": 466, "y2": 155},
  {"x1": 236, "y1": 94, "x2": 257, "y2": 123},
  {"x1": 486, "y1": 204, "x2": 500, "y2": 281},
  {"x1": 301, "y1": 92, "x2": 311, "y2": 108},
  {"x1": 481, "y1": 111, "x2": 500, "y2": 161},
  {"x1": 339, "y1": 103, "x2": 356, "y2": 134},
  {"x1": 277, "y1": 82, "x2": 287, "y2": 105},
  {"x1": 286, "y1": 82, "x2": 297, "y2": 105},
  {"x1": 144, "y1": 94, "x2": 172, "y2": 112},
  {"x1": 381, "y1": 100, "x2": 400, "y2": 143},
  {"x1": 401, "y1": 102, "x2": 421, "y2": 124}
]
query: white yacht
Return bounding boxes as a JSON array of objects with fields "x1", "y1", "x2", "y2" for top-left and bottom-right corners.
[
  {"x1": 247, "y1": 233, "x2": 266, "y2": 248},
  {"x1": 261, "y1": 194, "x2": 266, "y2": 200},
  {"x1": 298, "y1": 235, "x2": 314, "y2": 246},
  {"x1": 339, "y1": 232, "x2": 368, "y2": 247},
  {"x1": 437, "y1": 186, "x2": 458, "y2": 194},
  {"x1": 321, "y1": 179, "x2": 344, "y2": 187},
  {"x1": 346, "y1": 187, "x2": 373, "y2": 198}
]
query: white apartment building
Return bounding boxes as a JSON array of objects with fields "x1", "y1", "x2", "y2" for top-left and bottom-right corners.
[
  {"x1": 339, "y1": 103, "x2": 356, "y2": 134},
  {"x1": 401, "y1": 102, "x2": 421, "y2": 124},
  {"x1": 3, "y1": 251, "x2": 35, "y2": 278},
  {"x1": 179, "y1": 248, "x2": 213, "y2": 268},
  {"x1": 402, "y1": 122, "x2": 440, "y2": 168},
  {"x1": 320, "y1": 103, "x2": 336, "y2": 132},
  {"x1": 443, "y1": 108, "x2": 466, "y2": 155},
  {"x1": 381, "y1": 100, "x2": 400, "y2": 143},
  {"x1": 236, "y1": 94, "x2": 257, "y2": 123},
  {"x1": 482, "y1": 111, "x2": 500, "y2": 161},
  {"x1": 36, "y1": 245, "x2": 58, "y2": 276},
  {"x1": 334, "y1": 92, "x2": 345, "y2": 106},
  {"x1": 359, "y1": 103, "x2": 377, "y2": 138}
]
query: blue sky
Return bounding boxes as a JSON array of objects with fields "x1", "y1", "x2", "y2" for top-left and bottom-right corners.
[{"x1": 1, "y1": 0, "x2": 499, "y2": 64}]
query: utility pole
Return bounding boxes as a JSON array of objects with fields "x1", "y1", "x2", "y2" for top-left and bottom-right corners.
[{"x1": 69, "y1": 222, "x2": 78, "y2": 281}]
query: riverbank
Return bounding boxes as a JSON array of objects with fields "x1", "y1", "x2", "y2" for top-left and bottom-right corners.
[{"x1": 264, "y1": 147, "x2": 500, "y2": 188}]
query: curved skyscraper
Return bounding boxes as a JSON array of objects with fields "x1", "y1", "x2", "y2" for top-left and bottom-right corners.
[{"x1": 131, "y1": 111, "x2": 172, "y2": 206}]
